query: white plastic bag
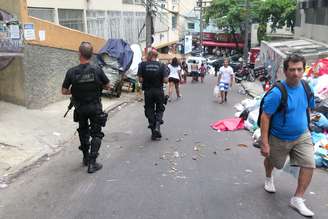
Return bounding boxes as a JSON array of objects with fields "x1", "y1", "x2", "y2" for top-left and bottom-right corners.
[{"x1": 213, "y1": 85, "x2": 220, "y2": 98}]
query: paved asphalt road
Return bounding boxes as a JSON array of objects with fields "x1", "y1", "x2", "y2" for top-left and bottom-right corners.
[{"x1": 0, "y1": 76, "x2": 327, "y2": 219}]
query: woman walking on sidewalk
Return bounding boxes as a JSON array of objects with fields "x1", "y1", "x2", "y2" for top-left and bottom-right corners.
[{"x1": 168, "y1": 57, "x2": 182, "y2": 101}]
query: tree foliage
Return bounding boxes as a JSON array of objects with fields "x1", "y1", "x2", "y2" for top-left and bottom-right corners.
[{"x1": 205, "y1": 0, "x2": 297, "y2": 45}]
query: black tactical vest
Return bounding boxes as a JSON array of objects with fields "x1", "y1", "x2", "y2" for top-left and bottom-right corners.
[{"x1": 71, "y1": 64, "x2": 102, "y2": 104}]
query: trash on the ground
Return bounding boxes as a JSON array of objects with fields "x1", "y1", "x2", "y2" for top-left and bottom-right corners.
[
  {"x1": 245, "y1": 169, "x2": 253, "y2": 173},
  {"x1": 193, "y1": 146, "x2": 199, "y2": 151},
  {"x1": 52, "y1": 132, "x2": 61, "y2": 136},
  {"x1": 0, "y1": 183, "x2": 8, "y2": 189},
  {"x1": 106, "y1": 179, "x2": 119, "y2": 182},
  {"x1": 211, "y1": 117, "x2": 244, "y2": 132},
  {"x1": 175, "y1": 175, "x2": 187, "y2": 179},
  {"x1": 224, "y1": 147, "x2": 231, "y2": 151},
  {"x1": 118, "y1": 106, "x2": 122, "y2": 111},
  {"x1": 173, "y1": 151, "x2": 180, "y2": 158},
  {"x1": 192, "y1": 156, "x2": 197, "y2": 160},
  {"x1": 176, "y1": 138, "x2": 183, "y2": 142},
  {"x1": 183, "y1": 132, "x2": 189, "y2": 136},
  {"x1": 162, "y1": 173, "x2": 167, "y2": 177},
  {"x1": 309, "y1": 192, "x2": 316, "y2": 195},
  {"x1": 237, "y1": 144, "x2": 248, "y2": 148},
  {"x1": 154, "y1": 163, "x2": 158, "y2": 166},
  {"x1": 213, "y1": 151, "x2": 217, "y2": 155}
]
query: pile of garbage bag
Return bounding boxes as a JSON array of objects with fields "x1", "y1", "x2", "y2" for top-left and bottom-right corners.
[{"x1": 233, "y1": 69, "x2": 328, "y2": 168}]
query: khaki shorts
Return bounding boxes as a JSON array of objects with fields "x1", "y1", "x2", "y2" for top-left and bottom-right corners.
[{"x1": 268, "y1": 132, "x2": 315, "y2": 169}]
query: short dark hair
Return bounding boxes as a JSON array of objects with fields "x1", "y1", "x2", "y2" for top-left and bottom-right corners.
[
  {"x1": 79, "y1": 42, "x2": 93, "y2": 60},
  {"x1": 283, "y1": 54, "x2": 306, "y2": 71}
]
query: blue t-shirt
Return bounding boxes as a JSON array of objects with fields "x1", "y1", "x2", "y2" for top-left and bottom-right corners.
[{"x1": 263, "y1": 80, "x2": 315, "y2": 141}]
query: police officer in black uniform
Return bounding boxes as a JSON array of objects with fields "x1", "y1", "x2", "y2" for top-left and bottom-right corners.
[
  {"x1": 62, "y1": 42, "x2": 110, "y2": 174},
  {"x1": 137, "y1": 50, "x2": 168, "y2": 140}
]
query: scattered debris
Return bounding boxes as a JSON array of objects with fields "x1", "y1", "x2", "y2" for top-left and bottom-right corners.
[
  {"x1": 162, "y1": 173, "x2": 167, "y2": 177},
  {"x1": 192, "y1": 156, "x2": 197, "y2": 160},
  {"x1": 238, "y1": 144, "x2": 248, "y2": 148},
  {"x1": 309, "y1": 192, "x2": 316, "y2": 195},
  {"x1": 106, "y1": 179, "x2": 119, "y2": 182},
  {"x1": 213, "y1": 151, "x2": 217, "y2": 155},
  {"x1": 176, "y1": 138, "x2": 183, "y2": 142},
  {"x1": 224, "y1": 147, "x2": 231, "y2": 151},
  {"x1": 245, "y1": 169, "x2": 253, "y2": 173},
  {"x1": 0, "y1": 183, "x2": 8, "y2": 189},
  {"x1": 194, "y1": 146, "x2": 199, "y2": 151},
  {"x1": 154, "y1": 163, "x2": 158, "y2": 166},
  {"x1": 117, "y1": 106, "x2": 122, "y2": 111},
  {"x1": 52, "y1": 132, "x2": 61, "y2": 136},
  {"x1": 175, "y1": 176, "x2": 187, "y2": 179},
  {"x1": 173, "y1": 151, "x2": 180, "y2": 158}
]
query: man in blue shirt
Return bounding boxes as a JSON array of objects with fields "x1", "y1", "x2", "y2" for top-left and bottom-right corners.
[{"x1": 260, "y1": 54, "x2": 315, "y2": 217}]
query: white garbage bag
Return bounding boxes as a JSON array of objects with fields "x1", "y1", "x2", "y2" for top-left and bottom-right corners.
[{"x1": 213, "y1": 85, "x2": 220, "y2": 98}]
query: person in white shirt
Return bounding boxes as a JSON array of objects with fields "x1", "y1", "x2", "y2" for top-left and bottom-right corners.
[
  {"x1": 218, "y1": 58, "x2": 234, "y2": 104},
  {"x1": 168, "y1": 57, "x2": 182, "y2": 101}
]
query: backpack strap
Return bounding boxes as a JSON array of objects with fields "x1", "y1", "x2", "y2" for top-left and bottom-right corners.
[
  {"x1": 300, "y1": 79, "x2": 314, "y2": 105},
  {"x1": 274, "y1": 81, "x2": 288, "y2": 125},
  {"x1": 300, "y1": 79, "x2": 314, "y2": 128},
  {"x1": 257, "y1": 80, "x2": 287, "y2": 127}
]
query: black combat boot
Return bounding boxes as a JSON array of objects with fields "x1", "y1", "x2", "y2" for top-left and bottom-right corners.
[
  {"x1": 153, "y1": 121, "x2": 162, "y2": 139},
  {"x1": 88, "y1": 156, "x2": 103, "y2": 174},
  {"x1": 79, "y1": 145, "x2": 90, "y2": 166}
]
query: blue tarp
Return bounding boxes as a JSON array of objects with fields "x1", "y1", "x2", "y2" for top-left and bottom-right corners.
[{"x1": 98, "y1": 39, "x2": 133, "y2": 72}]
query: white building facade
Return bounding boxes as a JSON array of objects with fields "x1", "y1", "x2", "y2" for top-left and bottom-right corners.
[{"x1": 26, "y1": 0, "x2": 183, "y2": 49}]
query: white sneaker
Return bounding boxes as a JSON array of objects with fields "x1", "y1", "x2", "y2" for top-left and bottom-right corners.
[
  {"x1": 264, "y1": 177, "x2": 276, "y2": 193},
  {"x1": 289, "y1": 197, "x2": 314, "y2": 217}
]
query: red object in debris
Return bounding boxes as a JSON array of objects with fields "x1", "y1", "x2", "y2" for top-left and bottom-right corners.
[
  {"x1": 264, "y1": 82, "x2": 270, "y2": 92},
  {"x1": 249, "y1": 47, "x2": 260, "y2": 65},
  {"x1": 211, "y1": 117, "x2": 245, "y2": 132},
  {"x1": 307, "y1": 58, "x2": 328, "y2": 77}
]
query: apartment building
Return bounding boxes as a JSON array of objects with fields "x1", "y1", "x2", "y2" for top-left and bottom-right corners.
[
  {"x1": 295, "y1": 0, "x2": 328, "y2": 44},
  {"x1": 26, "y1": 0, "x2": 181, "y2": 49}
]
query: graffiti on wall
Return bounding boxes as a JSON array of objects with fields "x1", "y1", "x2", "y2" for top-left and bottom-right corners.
[
  {"x1": 259, "y1": 43, "x2": 284, "y2": 82},
  {"x1": 0, "y1": 9, "x2": 23, "y2": 70}
]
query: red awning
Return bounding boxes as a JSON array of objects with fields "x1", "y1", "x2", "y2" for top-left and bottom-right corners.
[{"x1": 202, "y1": 41, "x2": 244, "y2": 48}]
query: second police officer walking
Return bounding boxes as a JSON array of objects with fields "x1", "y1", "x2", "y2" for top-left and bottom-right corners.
[
  {"x1": 62, "y1": 42, "x2": 110, "y2": 174},
  {"x1": 138, "y1": 50, "x2": 169, "y2": 140}
]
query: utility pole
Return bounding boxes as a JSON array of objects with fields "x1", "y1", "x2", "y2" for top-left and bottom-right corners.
[
  {"x1": 198, "y1": 0, "x2": 204, "y2": 54},
  {"x1": 243, "y1": 0, "x2": 250, "y2": 62},
  {"x1": 145, "y1": 0, "x2": 153, "y2": 51}
]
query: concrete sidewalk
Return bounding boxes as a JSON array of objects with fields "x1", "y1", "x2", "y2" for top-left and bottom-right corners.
[{"x1": 0, "y1": 93, "x2": 136, "y2": 184}]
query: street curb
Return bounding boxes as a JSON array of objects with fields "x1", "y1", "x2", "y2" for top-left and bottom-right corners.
[{"x1": 1, "y1": 96, "x2": 135, "y2": 185}]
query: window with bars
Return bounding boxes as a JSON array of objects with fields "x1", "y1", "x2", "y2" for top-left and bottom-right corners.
[
  {"x1": 58, "y1": 9, "x2": 85, "y2": 32},
  {"x1": 28, "y1": 7, "x2": 55, "y2": 22},
  {"x1": 172, "y1": 15, "x2": 177, "y2": 30}
]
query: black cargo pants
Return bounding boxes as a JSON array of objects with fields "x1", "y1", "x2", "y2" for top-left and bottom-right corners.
[
  {"x1": 144, "y1": 88, "x2": 165, "y2": 128},
  {"x1": 75, "y1": 102, "x2": 105, "y2": 159}
]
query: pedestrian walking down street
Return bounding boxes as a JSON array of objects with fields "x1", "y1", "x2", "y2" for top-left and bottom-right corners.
[
  {"x1": 199, "y1": 63, "x2": 206, "y2": 83},
  {"x1": 181, "y1": 59, "x2": 188, "y2": 84},
  {"x1": 168, "y1": 57, "x2": 182, "y2": 101},
  {"x1": 138, "y1": 50, "x2": 168, "y2": 140},
  {"x1": 191, "y1": 60, "x2": 199, "y2": 83},
  {"x1": 260, "y1": 54, "x2": 316, "y2": 217},
  {"x1": 62, "y1": 42, "x2": 110, "y2": 174},
  {"x1": 217, "y1": 58, "x2": 234, "y2": 104}
]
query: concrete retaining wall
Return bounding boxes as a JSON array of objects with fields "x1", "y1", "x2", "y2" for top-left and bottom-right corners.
[
  {"x1": 23, "y1": 45, "x2": 79, "y2": 109},
  {"x1": 0, "y1": 58, "x2": 25, "y2": 105}
]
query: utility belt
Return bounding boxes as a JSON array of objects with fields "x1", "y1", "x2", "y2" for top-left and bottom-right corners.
[{"x1": 73, "y1": 98, "x2": 108, "y2": 127}]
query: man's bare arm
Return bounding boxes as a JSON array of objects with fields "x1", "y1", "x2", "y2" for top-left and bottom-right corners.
[
  {"x1": 62, "y1": 87, "x2": 71, "y2": 95},
  {"x1": 260, "y1": 112, "x2": 271, "y2": 157},
  {"x1": 103, "y1": 83, "x2": 111, "y2": 90}
]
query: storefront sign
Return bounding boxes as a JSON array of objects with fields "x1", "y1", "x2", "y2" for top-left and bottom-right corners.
[{"x1": 184, "y1": 35, "x2": 192, "y2": 54}]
